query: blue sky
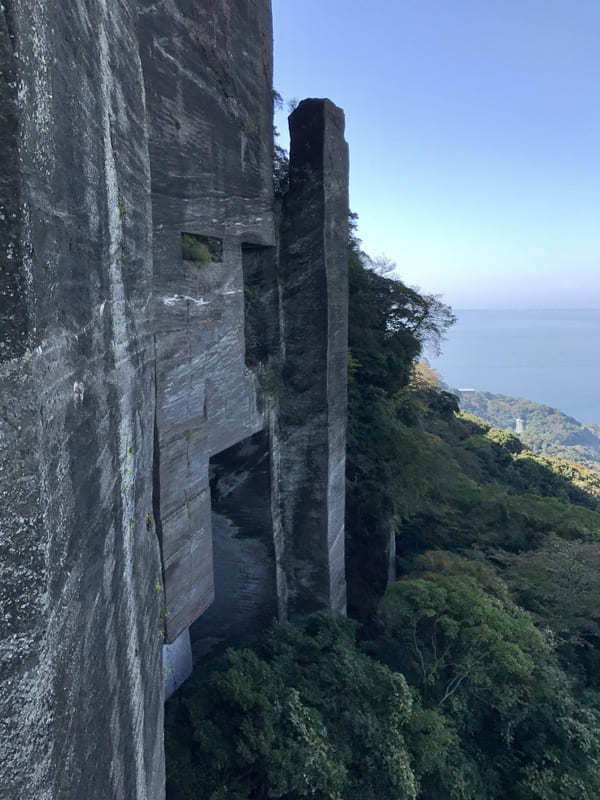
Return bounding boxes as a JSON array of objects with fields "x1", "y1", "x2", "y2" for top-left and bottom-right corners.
[{"x1": 272, "y1": 0, "x2": 600, "y2": 309}]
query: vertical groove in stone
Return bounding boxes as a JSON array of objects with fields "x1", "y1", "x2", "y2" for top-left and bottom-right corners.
[{"x1": 152, "y1": 337, "x2": 167, "y2": 639}]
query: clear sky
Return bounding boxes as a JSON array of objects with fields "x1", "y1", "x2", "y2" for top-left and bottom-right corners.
[{"x1": 272, "y1": 0, "x2": 600, "y2": 309}]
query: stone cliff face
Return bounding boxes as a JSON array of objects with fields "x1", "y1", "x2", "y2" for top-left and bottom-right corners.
[
  {"x1": 139, "y1": 0, "x2": 275, "y2": 652},
  {"x1": 0, "y1": 2, "x2": 349, "y2": 799},
  {"x1": 1, "y1": 2, "x2": 162, "y2": 798}
]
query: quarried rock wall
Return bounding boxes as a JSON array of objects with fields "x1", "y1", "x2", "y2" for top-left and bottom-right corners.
[
  {"x1": 1, "y1": 2, "x2": 349, "y2": 798},
  {"x1": 138, "y1": 0, "x2": 275, "y2": 647},
  {"x1": 0, "y1": 1, "x2": 163, "y2": 798}
]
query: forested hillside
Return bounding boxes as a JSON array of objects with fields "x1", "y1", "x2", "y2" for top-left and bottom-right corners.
[
  {"x1": 165, "y1": 226, "x2": 600, "y2": 799},
  {"x1": 456, "y1": 389, "x2": 600, "y2": 472}
]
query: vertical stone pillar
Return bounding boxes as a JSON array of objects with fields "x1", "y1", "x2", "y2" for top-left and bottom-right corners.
[{"x1": 279, "y1": 98, "x2": 349, "y2": 616}]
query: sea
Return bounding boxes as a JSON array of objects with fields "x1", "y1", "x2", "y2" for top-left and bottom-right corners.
[{"x1": 427, "y1": 309, "x2": 600, "y2": 427}]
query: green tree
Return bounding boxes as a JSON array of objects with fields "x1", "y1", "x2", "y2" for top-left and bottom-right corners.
[
  {"x1": 166, "y1": 615, "x2": 417, "y2": 800},
  {"x1": 346, "y1": 230, "x2": 455, "y2": 617},
  {"x1": 374, "y1": 556, "x2": 600, "y2": 799},
  {"x1": 498, "y1": 536, "x2": 600, "y2": 689},
  {"x1": 378, "y1": 566, "x2": 544, "y2": 711}
]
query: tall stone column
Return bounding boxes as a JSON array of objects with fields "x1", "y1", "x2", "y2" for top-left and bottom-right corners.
[{"x1": 279, "y1": 98, "x2": 349, "y2": 616}]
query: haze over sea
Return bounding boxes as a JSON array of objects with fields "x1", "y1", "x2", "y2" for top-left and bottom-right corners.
[{"x1": 428, "y1": 309, "x2": 600, "y2": 427}]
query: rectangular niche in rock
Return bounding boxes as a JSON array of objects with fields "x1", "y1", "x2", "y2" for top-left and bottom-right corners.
[
  {"x1": 242, "y1": 243, "x2": 279, "y2": 368},
  {"x1": 189, "y1": 429, "x2": 277, "y2": 660},
  {"x1": 181, "y1": 232, "x2": 223, "y2": 265}
]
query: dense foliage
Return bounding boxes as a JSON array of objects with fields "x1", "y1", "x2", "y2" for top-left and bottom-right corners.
[
  {"x1": 373, "y1": 551, "x2": 600, "y2": 799},
  {"x1": 457, "y1": 389, "x2": 600, "y2": 472},
  {"x1": 345, "y1": 228, "x2": 456, "y2": 615},
  {"x1": 166, "y1": 615, "x2": 417, "y2": 800},
  {"x1": 166, "y1": 221, "x2": 600, "y2": 799}
]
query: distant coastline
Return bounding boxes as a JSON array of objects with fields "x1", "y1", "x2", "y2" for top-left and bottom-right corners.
[
  {"x1": 429, "y1": 308, "x2": 600, "y2": 427},
  {"x1": 456, "y1": 388, "x2": 600, "y2": 472}
]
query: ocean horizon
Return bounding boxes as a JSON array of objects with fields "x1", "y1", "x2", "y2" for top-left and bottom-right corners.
[{"x1": 427, "y1": 308, "x2": 600, "y2": 427}]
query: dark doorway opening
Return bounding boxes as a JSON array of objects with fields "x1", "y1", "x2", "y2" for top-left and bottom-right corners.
[{"x1": 189, "y1": 429, "x2": 277, "y2": 659}]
